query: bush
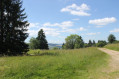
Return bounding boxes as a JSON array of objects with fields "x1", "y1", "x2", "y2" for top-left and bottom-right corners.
[
  {"x1": 52, "y1": 47, "x2": 59, "y2": 50},
  {"x1": 29, "y1": 37, "x2": 40, "y2": 49},
  {"x1": 96, "y1": 40, "x2": 107, "y2": 47},
  {"x1": 84, "y1": 43, "x2": 89, "y2": 48}
]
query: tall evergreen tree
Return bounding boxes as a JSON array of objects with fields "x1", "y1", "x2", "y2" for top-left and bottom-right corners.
[
  {"x1": 93, "y1": 40, "x2": 96, "y2": 47},
  {"x1": 0, "y1": 0, "x2": 5, "y2": 55},
  {"x1": 88, "y1": 40, "x2": 92, "y2": 47},
  {"x1": 36, "y1": 29, "x2": 49, "y2": 49},
  {"x1": 0, "y1": 0, "x2": 29, "y2": 55}
]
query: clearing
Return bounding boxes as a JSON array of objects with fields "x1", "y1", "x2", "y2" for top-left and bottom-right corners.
[{"x1": 0, "y1": 48, "x2": 108, "y2": 79}]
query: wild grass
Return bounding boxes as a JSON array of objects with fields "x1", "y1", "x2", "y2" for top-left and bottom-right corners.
[
  {"x1": 0, "y1": 47, "x2": 109, "y2": 79},
  {"x1": 104, "y1": 43, "x2": 119, "y2": 51}
]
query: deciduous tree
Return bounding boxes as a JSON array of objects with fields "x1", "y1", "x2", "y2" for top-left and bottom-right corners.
[
  {"x1": 65, "y1": 34, "x2": 84, "y2": 49},
  {"x1": 29, "y1": 37, "x2": 39, "y2": 49},
  {"x1": 108, "y1": 34, "x2": 116, "y2": 43}
]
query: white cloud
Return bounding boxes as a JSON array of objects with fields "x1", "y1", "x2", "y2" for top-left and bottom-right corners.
[
  {"x1": 41, "y1": 27, "x2": 86, "y2": 38},
  {"x1": 89, "y1": 17, "x2": 116, "y2": 25},
  {"x1": 28, "y1": 23, "x2": 61, "y2": 37},
  {"x1": 43, "y1": 21, "x2": 73, "y2": 29},
  {"x1": 27, "y1": 29, "x2": 39, "y2": 37},
  {"x1": 110, "y1": 28, "x2": 119, "y2": 33},
  {"x1": 28, "y1": 28, "x2": 60, "y2": 37},
  {"x1": 28, "y1": 23, "x2": 40, "y2": 29},
  {"x1": 79, "y1": 27, "x2": 86, "y2": 31},
  {"x1": 27, "y1": 22, "x2": 86, "y2": 39},
  {"x1": 27, "y1": 23, "x2": 40, "y2": 37},
  {"x1": 86, "y1": 32, "x2": 100, "y2": 35},
  {"x1": 41, "y1": 27, "x2": 60, "y2": 36},
  {"x1": 60, "y1": 27, "x2": 86, "y2": 33},
  {"x1": 61, "y1": 3, "x2": 91, "y2": 16}
]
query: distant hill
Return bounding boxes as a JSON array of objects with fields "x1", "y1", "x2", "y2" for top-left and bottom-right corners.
[{"x1": 48, "y1": 43, "x2": 62, "y2": 49}]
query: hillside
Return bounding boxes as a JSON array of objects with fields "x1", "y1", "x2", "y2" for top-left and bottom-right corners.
[
  {"x1": 48, "y1": 43, "x2": 62, "y2": 49},
  {"x1": 104, "y1": 43, "x2": 119, "y2": 51}
]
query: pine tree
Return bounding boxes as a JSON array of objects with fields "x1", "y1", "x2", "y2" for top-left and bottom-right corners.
[
  {"x1": 0, "y1": 0, "x2": 5, "y2": 55},
  {"x1": 0, "y1": 0, "x2": 29, "y2": 55},
  {"x1": 93, "y1": 40, "x2": 96, "y2": 47},
  {"x1": 36, "y1": 29, "x2": 49, "y2": 49},
  {"x1": 88, "y1": 40, "x2": 92, "y2": 47}
]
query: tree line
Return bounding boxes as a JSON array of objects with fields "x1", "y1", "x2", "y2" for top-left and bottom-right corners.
[
  {"x1": 62, "y1": 34, "x2": 118, "y2": 49},
  {"x1": 29, "y1": 32, "x2": 118, "y2": 50}
]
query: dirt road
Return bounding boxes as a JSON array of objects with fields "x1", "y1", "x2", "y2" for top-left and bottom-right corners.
[
  {"x1": 98, "y1": 48, "x2": 119, "y2": 79},
  {"x1": 98, "y1": 48, "x2": 119, "y2": 71}
]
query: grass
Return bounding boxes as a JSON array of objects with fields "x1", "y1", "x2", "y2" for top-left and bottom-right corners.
[
  {"x1": 104, "y1": 43, "x2": 119, "y2": 51},
  {"x1": 0, "y1": 47, "x2": 109, "y2": 79}
]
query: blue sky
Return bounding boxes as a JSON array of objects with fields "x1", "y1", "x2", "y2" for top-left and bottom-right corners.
[{"x1": 23, "y1": 0, "x2": 119, "y2": 44}]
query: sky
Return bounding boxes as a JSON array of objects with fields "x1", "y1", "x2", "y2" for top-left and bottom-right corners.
[{"x1": 23, "y1": 0, "x2": 119, "y2": 44}]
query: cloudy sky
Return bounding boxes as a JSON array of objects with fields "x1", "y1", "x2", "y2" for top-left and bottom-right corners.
[{"x1": 23, "y1": 0, "x2": 119, "y2": 44}]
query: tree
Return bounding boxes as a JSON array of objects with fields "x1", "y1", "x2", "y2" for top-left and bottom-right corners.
[
  {"x1": 88, "y1": 40, "x2": 92, "y2": 47},
  {"x1": 0, "y1": 0, "x2": 5, "y2": 55},
  {"x1": 29, "y1": 37, "x2": 39, "y2": 49},
  {"x1": 0, "y1": 0, "x2": 29, "y2": 55},
  {"x1": 74, "y1": 36, "x2": 84, "y2": 49},
  {"x1": 84, "y1": 43, "x2": 89, "y2": 48},
  {"x1": 96, "y1": 40, "x2": 107, "y2": 47},
  {"x1": 65, "y1": 34, "x2": 84, "y2": 49},
  {"x1": 62, "y1": 43, "x2": 65, "y2": 49},
  {"x1": 108, "y1": 34, "x2": 116, "y2": 43},
  {"x1": 36, "y1": 29, "x2": 49, "y2": 49},
  {"x1": 93, "y1": 40, "x2": 96, "y2": 47}
]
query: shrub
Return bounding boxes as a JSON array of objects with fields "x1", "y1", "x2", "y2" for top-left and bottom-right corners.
[{"x1": 96, "y1": 40, "x2": 107, "y2": 47}]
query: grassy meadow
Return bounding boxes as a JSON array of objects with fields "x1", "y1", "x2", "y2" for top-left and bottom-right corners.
[
  {"x1": 104, "y1": 43, "x2": 119, "y2": 51},
  {"x1": 0, "y1": 47, "x2": 109, "y2": 79}
]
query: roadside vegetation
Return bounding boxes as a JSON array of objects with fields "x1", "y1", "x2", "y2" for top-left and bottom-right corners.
[
  {"x1": 104, "y1": 43, "x2": 119, "y2": 51},
  {"x1": 104, "y1": 34, "x2": 119, "y2": 51}
]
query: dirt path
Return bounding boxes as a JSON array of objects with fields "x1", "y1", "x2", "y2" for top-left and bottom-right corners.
[
  {"x1": 98, "y1": 48, "x2": 119, "y2": 79},
  {"x1": 98, "y1": 48, "x2": 119, "y2": 71}
]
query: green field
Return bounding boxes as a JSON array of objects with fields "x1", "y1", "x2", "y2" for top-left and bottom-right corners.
[
  {"x1": 104, "y1": 43, "x2": 119, "y2": 51},
  {"x1": 0, "y1": 48, "x2": 109, "y2": 79}
]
